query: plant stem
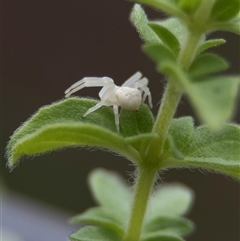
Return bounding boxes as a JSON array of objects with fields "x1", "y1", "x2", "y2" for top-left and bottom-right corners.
[
  {"x1": 194, "y1": 0, "x2": 216, "y2": 25},
  {"x1": 123, "y1": 166, "x2": 157, "y2": 241},
  {"x1": 124, "y1": 16, "x2": 205, "y2": 241},
  {"x1": 147, "y1": 80, "x2": 182, "y2": 161},
  {"x1": 147, "y1": 29, "x2": 203, "y2": 162},
  {"x1": 177, "y1": 30, "x2": 202, "y2": 69}
]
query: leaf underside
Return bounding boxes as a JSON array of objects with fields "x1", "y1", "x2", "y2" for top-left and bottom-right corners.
[
  {"x1": 162, "y1": 117, "x2": 240, "y2": 179},
  {"x1": 70, "y1": 169, "x2": 131, "y2": 237},
  {"x1": 196, "y1": 38, "x2": 226, "y2": 55},
  {"x1": 69, "y1": 207, "x2": 125, "y2": 237},
  {"x1": 6, "y1": 97, "x2": 155, "y2": 168},
  {"x1": 69, "y1": 169, "x2": 195, "y2": 241},
  {"x1": 69, "y1": 226, "x2": 122, "y2": 241}
]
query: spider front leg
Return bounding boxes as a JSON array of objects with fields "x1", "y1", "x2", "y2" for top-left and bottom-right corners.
[{"x1": 64, "y1": 77, "x2": 115, "y2": 98}]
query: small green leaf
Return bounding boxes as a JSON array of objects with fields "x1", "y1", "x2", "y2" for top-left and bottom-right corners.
[
  {"x1": 165, "y1": 124, "x2": 240, "y2": 178},
  {"x1": 211, "y1": 0, "x2": 240, "y2": 21},
  {"x1": 161, "y1": 117, "x2": 194, "y2": 160},
  {"x1": 126, "y1": 133, "x2": 159, "y2": 157},
  {"x1": 177, "y1": 0, "x2": 201, "y2": 14},
  {"x1": 148, "y1": 23, "x2": 180, "y2": 56},
  {"x1": 185, "y1": 124, "x2": 240, "y2": 163},
  {"x1": 196, "y1": 38, "x2": 226, "y2": 55},
  {"x1": 7, "y1": 98, "x2": 156, "y2": 167},
  {"x1": 143, "y1": 43, "x2": 177, "y2": 66},
  {"x1": 144, "y1": 216, "x2": 194, "y2": 237},
  {"x1": 141, "y1": 234, "x2": 185, "y2": 241},
  {"x1": 162, "y1": 135, "x2": 184, "y2": 160},
  {"x1": 130, "y1": 4, "x2": 187, "y2": 47},
  {"x1": 70, "y1": 207, "x2": 124, "y2": 236},
  {"x1": 168, "y1": 117, "x2": 194, "y2": 153},
  {"x1": 209, "y1": 14, "x2": 240, "y2": 35},
  {"x1": 187, "y1": 76, "x2": 239, "y2": 130},
  {"x1": 129, "y1": 0, "x2": 189, "y2": 21},
  {"x1": 152, "y1": 18, "x2": 187, "y2": 47},
  {"x1": 189, "y1": 53, "x2": 229, "y2": 79},
  {"x1": 120, "y1": 104, "x2": 154, "y2": 137},
  {"x1": 69, "y1": 226, "x2": 122, "y2": 241},
  {"x1": 160, "y1": 62, "x2": 240, "y2": 130},
  {"x1": 147, "y1": 183, "x2": 194, "y2": 219},
  {"x1": 130, "y1": 4, "x2": 160, "y2": 43},
  {"x1": 88, "y1": 169, "x2": 131, "y2": 216}
]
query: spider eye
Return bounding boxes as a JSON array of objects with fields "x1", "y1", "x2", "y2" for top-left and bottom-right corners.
[{"x1": 116, "y1": 87, "x2": 141, "y2": 110}]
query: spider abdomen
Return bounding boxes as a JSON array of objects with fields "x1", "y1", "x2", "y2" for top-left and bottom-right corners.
[{"x1": 116, "y1": 87, "x2": 142, "y2": 111}]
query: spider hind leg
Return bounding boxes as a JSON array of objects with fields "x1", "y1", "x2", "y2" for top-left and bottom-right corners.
[{"x1": 113, "y1": 105, "x2": 120, "y2": 133}]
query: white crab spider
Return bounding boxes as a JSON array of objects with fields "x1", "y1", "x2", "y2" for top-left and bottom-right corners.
[{"x1": 64, "y1": 72, "x2": 153, "y2": 133}]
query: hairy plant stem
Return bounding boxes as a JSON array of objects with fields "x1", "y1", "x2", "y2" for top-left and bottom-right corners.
[
  {"x1": 147, "y1": 28, "x2": 203, "y2": 162},
  {"x1": 194, "y1": 0, "x2": 216, "y2": 25},
  {"x1": 123, "y1": 166, "x2": 157, "y2": 241},
  {"x1": 147, "y1": 81, "x2": 182, "y2": 161},
  {"x1": 177, "y1": 30, "x2": 203, "y2": 69},
  {"x1": 124, "y1": 19, "x2": 204, "y2": 241}
]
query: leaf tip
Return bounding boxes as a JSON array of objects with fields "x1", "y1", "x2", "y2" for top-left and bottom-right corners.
[{"x1": 6, "y1": 150, "x2": 22, "y2": 171}]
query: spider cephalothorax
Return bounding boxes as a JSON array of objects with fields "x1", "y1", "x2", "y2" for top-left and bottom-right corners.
[{"x1": 65, "y1": 72, "x2": 152, "y2": 132}]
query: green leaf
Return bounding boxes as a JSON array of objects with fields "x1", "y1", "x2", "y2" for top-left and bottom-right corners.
[
  {"x1": 152, "y1": 18, "x2": 187, "y2": 47},
  {"x1": 7, "y1": 98, "x2": 115, "y2": 150},
  {"x1": 210, "y1": 14, "x2": 240, "y2": 35},
  {"x1": 7, "y1": 123, "x2": 132, "y2": 168},
  {"x1": 148, "y1": 23, "x2": 180, "y2": 56},
  {"x1": 141, "y1": 234, "x2": 185, "y2": 241},
  {"x1": 189, "y1": 53, "x2": 229, "y2": 79},
  {"x1": 88, "y1": 168, "x2": 131, "y2": 216},
  {"x1": 143, "y1": 216, "x2": 194, "y2": 237},
  {"x1": 69, "y1": 226, "x2": 122, "y2": 241},
  {"x1": 211, "y1": 0, "x2": 240, "y2": 21},
  {"x1": 130, "y1": 4, "x2": 160, "y2": 43},
  {"x1": 182, "y1": 157, "x2": 240, "y2": 178},
  {"x1": 7, "y1": 98, "x2": 154, "y2": 168},
  {"x1": 160, "y1": 62, "x2": 240, "y2": 130},
  {"x1": 129, "y1": 0, "x2": 189, "y2": 21},
  {"x1": 161, "y1": 117, "x2": 194, "y2": 160},
  {"x1": 196, "y1": 38, "x2": 226, "y2": 55},
  {"x1": 130, "y1": 4, "x2": 187, "y2": 48},
  {"x1": 143, "y1": 43, "x2": 177, "y2": 66},
  {"x1": 147, "y1": 183, "x2": 194, "y2": 220},
  {"x1": 165, "y1": 124, "x2": 240, "y2": 178},
  {"x1": 126, "y1": 133, "x2": 159, "y2": 157},
  {"x1": 120, "y1": 104, "x2": 154, "y2": 137},
  {"x1": 70, "y1": 207, "x2": 124, "y2": 236},
  {"x1": 177, "y1": 0, "x2": 201, "y2": 15},
  {"x1": 162, "y1": 135, "x2": 184, "y2": 160},
  {"x1": 209, "y1": 14, "x2": 240, "y2": 35},
  {"x1": 185, "y1": 124, "x2": 240, "y2": 168},
  {"x1": 168, "y1": 117, "x2": 194, "y2": 154},
  {"x1": 187, "y1": 76, "x2": 239, "y2": 130}
]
